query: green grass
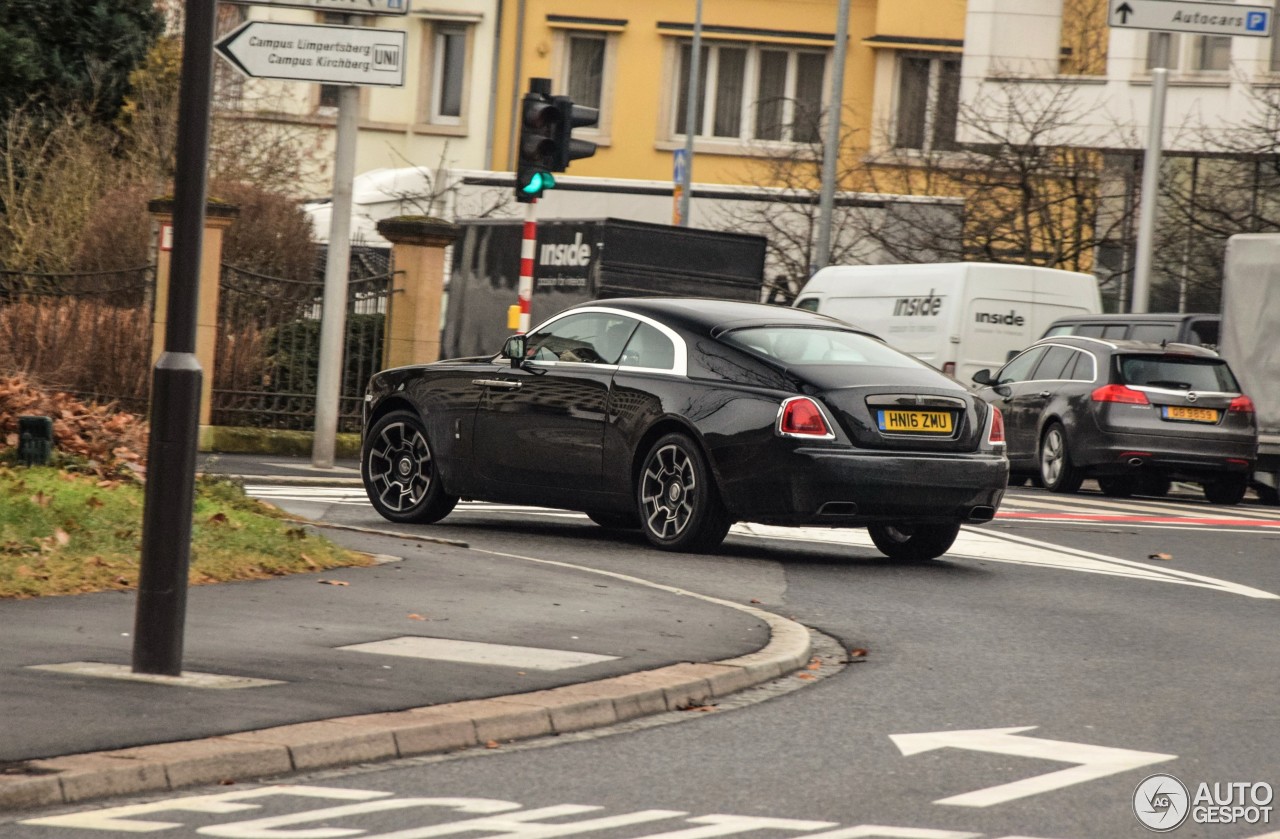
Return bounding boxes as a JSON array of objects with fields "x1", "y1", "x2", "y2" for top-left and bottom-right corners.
[{"x1": 0, "y1": 462, "x2": 369, "y2": 598}]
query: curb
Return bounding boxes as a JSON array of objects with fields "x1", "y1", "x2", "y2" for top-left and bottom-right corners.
[{"x1": 0, "y1": 612, "x2": 812, "y2": 812}]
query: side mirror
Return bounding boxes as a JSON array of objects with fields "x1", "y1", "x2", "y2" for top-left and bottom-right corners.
[
  {"x1": 971, "y1": 369, "x2": 995, "y2": 386},
  {"x1": 502, "y1": 335, "x2": 526, "y2": 368}
]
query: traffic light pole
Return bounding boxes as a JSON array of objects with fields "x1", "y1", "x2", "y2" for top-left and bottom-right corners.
[{"x1": 518, "y1": 198, "x2": 537, "y2": 333}]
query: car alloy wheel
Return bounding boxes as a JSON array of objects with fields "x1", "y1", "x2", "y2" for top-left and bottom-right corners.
[
  {"x1": 1039, "y1": 422, "x2": 1083, "y2": 493},
  {"x1": 362, "y1": 410, "x2": 458, "y2": 524},
  {"x1": 867, "y1": 522, "x2": 962, "y2": 561},
  {"x1": 637, "y1": 433, "x2": 731, "y2": 552}
]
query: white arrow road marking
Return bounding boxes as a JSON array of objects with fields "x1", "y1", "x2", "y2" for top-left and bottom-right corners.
[
  {"x1": 890, "y1": 726, "x2": 1175, "y2": 808},
  {"x1": 732, "y1": 523, "x2": 1279, "y2": 600}
]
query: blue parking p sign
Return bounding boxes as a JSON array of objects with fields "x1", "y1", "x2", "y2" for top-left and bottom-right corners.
[{"x1": 1247, "y1": 11, "x2": 1269, "y2": 32}]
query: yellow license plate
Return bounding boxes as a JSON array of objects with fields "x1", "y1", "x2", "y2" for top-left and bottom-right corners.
[
  {"x1": 1163, "y1": 406, "x2": 1219, "y2": 423},
  {"x1": 878, "y1": 410, "x2": 953, "y2": 434}
]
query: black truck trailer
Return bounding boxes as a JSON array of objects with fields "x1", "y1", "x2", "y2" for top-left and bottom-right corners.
[{"x1": 440, "y1": 218, "x2": 767, "y2": 359}]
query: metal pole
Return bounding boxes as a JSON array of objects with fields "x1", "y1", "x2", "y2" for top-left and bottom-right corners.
[
  {"x1": 677, "y1": 0, "x2": 703, "y2": 227},
  {"x1": 311, "y1": 82, "x2": 359, "y2": 468},
  {"x1": 132, "y1": 0, "x2": 216, "y2": 676},
  {"x1": 815, "y1": 0, "x2": 851, "y2": 272},
  {"x1": 518, "y1": 198, "x2": 537, "y2": 333},
  {"x1": 1131, "y1": 32, "x2": 1170, "y2": 314}
]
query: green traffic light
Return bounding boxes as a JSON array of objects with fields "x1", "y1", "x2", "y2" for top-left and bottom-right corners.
[{"x1": 520, "y1": 171, "x2": 555, "y2": 195}]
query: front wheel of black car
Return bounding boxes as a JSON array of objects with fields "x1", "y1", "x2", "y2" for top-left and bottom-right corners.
[
  {"x1": 1039, "y1": 423, "x2": 1083, "y2": 493},
  {"x1": 868, "y1": 522, "x2": 962, "y2": 561},
  {"x1": 637, "y1": 433, "x2": 731, "y2": 553},
  {"x1": 362, "y1": 410, "x2": 459, "y2": 524},
  {"x1": 1203, "y1": 476, "x2": 1247, "y2": 506}
]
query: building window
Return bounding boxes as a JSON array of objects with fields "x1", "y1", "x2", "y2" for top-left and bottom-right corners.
[
  {"x1": 672, "y1": 40, "x2": 827, "y2": 145},
  {"x1": 894, "y1": 53, "x2": 960, "y2": 152},
  {"x1": 430, "y1": 23, "x2": 467, "y2": 123},
  {"x1": 1146, "y1": 32, "x2": 1231, "y2": 72},
  {"x1": 566, "y1": 33, "x2": 605, "y2": 109}
]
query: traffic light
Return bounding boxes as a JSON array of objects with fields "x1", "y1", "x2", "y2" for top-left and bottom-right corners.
[
  {"x1": 549, "y1": 95, "x2": 599, "y2": 172},
  {"x1": 516, "y1": 87, "x2": 559, "y2": 203}
]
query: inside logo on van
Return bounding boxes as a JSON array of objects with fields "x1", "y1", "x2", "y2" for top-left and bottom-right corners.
[
  {"x1": 974, "y1": 310, "x2": 1026, "y2": 326},
  {"x1": 893, "y1": 289, "x2": 943, "y2": 317}
]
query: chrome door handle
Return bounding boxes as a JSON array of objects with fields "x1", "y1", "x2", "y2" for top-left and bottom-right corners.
[
  {"x1": 1038, "y1": 390, "x2": 1051, "y2": 398},
  {"x1": 472, "y1": 379, "x2": 522, "y2": 390}
]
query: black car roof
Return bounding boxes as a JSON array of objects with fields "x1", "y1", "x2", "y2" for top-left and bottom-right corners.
[
  {"x1": 570, "y1": 297, "x2": 865, "y2": 335},
  {"x1": 1048, "y1": 312, "x2": 1217, "y2": 324}
]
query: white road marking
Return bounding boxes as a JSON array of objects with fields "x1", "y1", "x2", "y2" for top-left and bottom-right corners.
[
  {"x1": 890, "y1": 726, "x2": 1175, "y2": 808},
  {"x1": 24, "y1": 662, "x2": 283, "y2": 689},
  {"x1": 337, "y1": 637, "x2": 619, "y2": 670}
]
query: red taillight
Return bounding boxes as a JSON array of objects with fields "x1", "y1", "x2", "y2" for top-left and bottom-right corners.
[
  {"x1": 1229, "y1": 395, "x2": 1255, "y2": 414},
  {"x1": 778, "y1": 397, "x2": 832, "y2": 437},
  {"x1": 988, "y1": 406, "x2": 1005, "y2": 445},
  {"x1": 1092, "y1": 384, "x2": 1150, "y2": 405}
]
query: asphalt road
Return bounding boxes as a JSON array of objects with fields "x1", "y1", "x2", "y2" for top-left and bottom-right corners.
[{"x1": 9, "y1": 485, "x2": 1279, "y2": 839}]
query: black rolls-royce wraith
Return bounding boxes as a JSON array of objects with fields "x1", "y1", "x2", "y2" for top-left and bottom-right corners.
[{"x1": 361, "y1": 298, "x2": 1008, "y2": 559}]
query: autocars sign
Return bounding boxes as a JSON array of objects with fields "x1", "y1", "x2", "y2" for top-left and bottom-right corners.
[
  {"x1": 1109, "y1": 0, "x2": 1272, "y2": 37},
  {"x1": 215, "y1": 21, "x2": 407, "y2": 87}
]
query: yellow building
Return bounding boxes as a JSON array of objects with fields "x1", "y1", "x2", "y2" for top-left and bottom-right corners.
[{"x1": 489, "y1": 0, "x2": 968, "y2": 189}]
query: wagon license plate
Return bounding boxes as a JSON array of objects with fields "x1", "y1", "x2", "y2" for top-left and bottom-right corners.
[
  {"x1": 878, "y1": 409, "x2": 953, "y2": 434},
  {"x1": 1163, "y1": 405, "x2": 1219, "y2": 423}
]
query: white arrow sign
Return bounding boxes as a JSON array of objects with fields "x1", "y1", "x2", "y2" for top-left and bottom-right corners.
[
  {"x1": 216, "y1": 21, "x2": 406, "y2": 87},
  {"x1": 891, "y1": 726, "x2": 1175, "y2": 807},
  {"x1": 1109, "y1": 0, "x2": 1273, "y2": 37}
]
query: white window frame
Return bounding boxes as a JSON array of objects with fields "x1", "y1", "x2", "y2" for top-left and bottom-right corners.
[
  {"x1": 428, "y1": 22, "x2": 467, "y2": 126},
  {"x1": 669, "y1": 39, "x2": 829, "y2": 148},
  {"x1": 891, "y1": 52, "x2": 961, "y2": 154},
  {"x1": 1145, "y1": 32, "x2": 1232, "y2": 74}
]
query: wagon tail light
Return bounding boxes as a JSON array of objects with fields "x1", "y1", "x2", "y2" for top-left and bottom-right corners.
[
  {"x1": 777, "y1": 396, "x2": 834, "y2": 439},
  {"x1": 1229, "y1": 395, "x2": 1255, "y2": 414},
  {"x1": 1091, "y1": 384, "x2": 1149, "y2": 405},
  {"x1": 987, "y1": 406, "x2": 1005, "y2": 445}
]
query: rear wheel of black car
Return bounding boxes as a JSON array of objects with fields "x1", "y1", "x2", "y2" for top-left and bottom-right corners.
[
  {"x1": 362, "y1": 410, "x2": 459, "y2": 524},
  {"x1": 1039, "y1": 423, "x2": 1083, "y2": 493},
  {"x1": 1203, "y1": 476, "x2": 1247, "y2": 506},
  {"x1": 637, "y1": 433, "x2": 731, "y2": 552},
  {"x1": 1137, "y1": 475, "x2": 1172, "y2": 497},
  {"x1": 868, "y1": 522, "x2": 962, "y2": 561}
]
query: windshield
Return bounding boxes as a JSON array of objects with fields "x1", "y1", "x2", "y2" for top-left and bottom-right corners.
[
  {"x1": 722, "y1": 327, "x2": 926, "y2": 369},
  {"x1": 1119, "y1": 355, "x2": 1239, "y2": 392}
]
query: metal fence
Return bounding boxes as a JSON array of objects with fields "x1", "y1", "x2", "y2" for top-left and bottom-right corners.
[
  {"x1": 213, "y1": 247, "x2": 392, "y2": 432},
  {"x1": 0, "y1": 266, "x2": 154, "y2": 412}
]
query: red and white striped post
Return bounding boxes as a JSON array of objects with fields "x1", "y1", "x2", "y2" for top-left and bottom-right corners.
[{"x1": 517, "y1": 198, "x2": 537, "y2": 333}]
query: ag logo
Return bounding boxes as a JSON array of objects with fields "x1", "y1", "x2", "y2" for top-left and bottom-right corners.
[{"x1": 1135, "y1": 773, "x2": 1190, "y2": 832}]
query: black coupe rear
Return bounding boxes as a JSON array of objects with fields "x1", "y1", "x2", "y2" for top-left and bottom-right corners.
[{"x1": 361, "y1": 298, "x2": 1008, "y2": 559}]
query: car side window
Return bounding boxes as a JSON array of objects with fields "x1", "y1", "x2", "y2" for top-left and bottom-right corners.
[
  {"x1": 618, "y1": 322, "x2": 676, "y2": 370},
  {"x1": 1075, "y1": 324, "x2": 1105, "y2": 337},
  {"x1": 1189, "y1": 320, "x2": 1219, "y2": 347},
  {"x1": 1067, "y1": 351, "x2": 1096, "y2": 381},
  {"x1": 1101, "y1": 325, "x2": 1127, "y2": 339},
  {"x1": 996, "y1": 346, "x2": 1047, "y2": 384},
  {"x1": 1130, "y1": 323, "x2": 1178, "y2": 343},
  {"x1": 525, "y1": 313, "x2": 636, "y2": 364},
  {"x1": 1031, "y1": 345, "x2": 1075, "y2": 380}
]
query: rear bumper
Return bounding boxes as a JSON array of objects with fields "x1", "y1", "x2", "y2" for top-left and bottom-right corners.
[
  {"x1": 718, "y1": 446, "x2": 1009, "y2": 526},
  {"x1": 1077, "y1": 430, "x2": 1255, "y2": 480}
]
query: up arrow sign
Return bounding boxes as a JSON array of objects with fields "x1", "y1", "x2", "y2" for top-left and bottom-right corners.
[
  {"x1": 1115, "y1": 1, "x2": 1134, "y2": 23},
  {"x1": 890, "y1": 726, "x2": 1176, "y2": 807}
]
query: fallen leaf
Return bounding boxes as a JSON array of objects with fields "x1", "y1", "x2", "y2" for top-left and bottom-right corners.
[
  {"x1": 96, "y1": 480, "x2": 121, "y2": 489},
  {"x1": 318, "y1": 579, "x2": 350, "y2": 586},
  {"x1": 806, "y1": 661, "x2": 822, "y2": 671},
  {"x1": 1148, "y1": 552, "x2": 1173, "y2": 561},
  {"x1": 849, "y1": 648, "x2": 868, "y2": 658},
  {"x1": 301, "y1": 553, "x2": 319, "y2": 570},
  {"x1": 30, "y1": 492, "x2": 50, "y2": 508},
  {"x1": 749, "y1": 598, "x2": 762, "y2": 604},
  {"x1": 485, "y1": 740, "x2": 500, "y2": 749},
  {"x1": 207, "y1": 512, "x2": 229, "y2": 525},
  {"x1": 795, "y1": 673, "x2": 816, "y2": 680},
  {"x1": 85, "y1": 496, "x2": 104, "y2": 509},
  {"x1": 53, "y1": 529, "x2": 70, "y2": 546},
  {"x1": 407, "y1": 613, "x2": 427, "y2": 621}
]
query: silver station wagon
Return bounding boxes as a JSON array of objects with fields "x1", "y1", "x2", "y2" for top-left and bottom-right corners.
[{"x1": 972, "y1": 336, "x2": 1257, "y2": 504}]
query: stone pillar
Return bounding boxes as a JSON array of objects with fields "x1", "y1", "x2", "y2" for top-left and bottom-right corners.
[
  {"x1": 147, "y1": 198, "x2": 239, "y2": 431},
  {"x1": 375, "y1": 216, "x2": 460, "y2": 368}
]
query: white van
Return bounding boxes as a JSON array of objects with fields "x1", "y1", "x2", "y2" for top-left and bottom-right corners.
[{"x1": 793, "y1": 262, "x2": 1102, "y2": 382}]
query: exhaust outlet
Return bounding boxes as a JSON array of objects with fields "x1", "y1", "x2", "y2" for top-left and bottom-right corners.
[
  {"x1": 1128, "y1": 457, "x2": 1145, "y2": 467},
  {"x1": 968, "y1": 506, "x2": 996, "y2": 522}
]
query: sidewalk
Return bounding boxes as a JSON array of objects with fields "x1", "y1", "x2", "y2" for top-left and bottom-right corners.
[{"x1": 0, "y1": 455, "x2": 812, "y2": 812}]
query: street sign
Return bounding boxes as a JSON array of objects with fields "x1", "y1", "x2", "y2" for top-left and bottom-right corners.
[
  {"x1": 215, "y1": 21, "x2": 406, "y2": 86},
  {"x1": 220, "y1": 0, "x2": 409, "y2": 16},
  {"x1": 1109, "y1": 0, "x2": 1272, "y2": 37}
]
